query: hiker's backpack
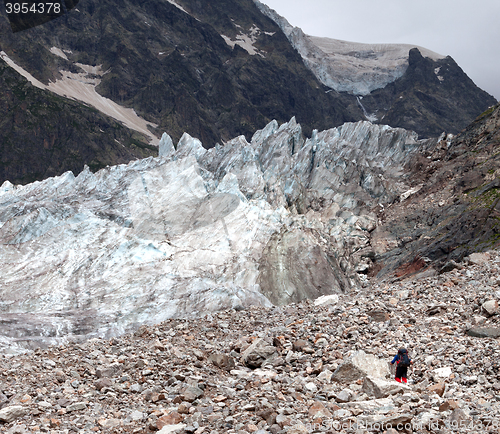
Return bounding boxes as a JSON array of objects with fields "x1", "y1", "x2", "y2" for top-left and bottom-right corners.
[{"x1": 398, "y1": 349, "x2": 411, "y2": 367}]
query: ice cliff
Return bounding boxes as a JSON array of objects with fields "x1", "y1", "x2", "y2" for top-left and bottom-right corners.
[{"x1": 0, "y1": 120, "x2": 434, "y2": 353}]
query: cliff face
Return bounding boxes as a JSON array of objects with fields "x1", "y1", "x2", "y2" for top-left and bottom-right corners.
[
  {"x1": 373, "y1": 103, "x2": 500, "y2": 278},
  {"x1": 359, "y1": 49, "x2": 498, "y2": 138},
  {"x1": 0, "y1": 58, "x2": 156, "y2": 185}
]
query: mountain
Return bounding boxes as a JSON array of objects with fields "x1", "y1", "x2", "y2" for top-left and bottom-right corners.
[
  {"x1": 373, "y1": 102, "x2": 500, "y2": 279},
  {"x1": 0, "y1": 56, "x2": 157, "y2": 185},
  {"x1": 254, "y1": 0, "x2": 497, "y2": 138},
  {"x1": 0, "y1": 0, "x2": 496, "y2": 185}
]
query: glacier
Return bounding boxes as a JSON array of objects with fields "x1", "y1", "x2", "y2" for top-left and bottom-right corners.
[
  {"x1": 253, "y1": 0, "x2": 444, "y2": 95},
  {"x1": 0, "y1": 119, "x2": 435, "y2": 353}
]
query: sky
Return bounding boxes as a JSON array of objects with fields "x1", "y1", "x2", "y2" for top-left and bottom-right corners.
[{"x1": 261, "y1": 0, "x2": 500, "y2": 101}]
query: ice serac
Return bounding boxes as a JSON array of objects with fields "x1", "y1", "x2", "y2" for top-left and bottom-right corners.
[{"x1": 0, "y1": 120, "x2": 435, "y2": 353}]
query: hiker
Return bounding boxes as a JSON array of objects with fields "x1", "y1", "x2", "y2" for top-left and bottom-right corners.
[{"x1": 390, "y1": 348, "x2": 413, "y2": 383}]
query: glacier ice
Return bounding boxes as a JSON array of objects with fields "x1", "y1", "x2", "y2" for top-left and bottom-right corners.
[
  {"x1": 0, "y1": 119, "x2": 435, "y2": 353},
  {"x1": 253, "y1": 0, "x2": 444, "y2": 95}
]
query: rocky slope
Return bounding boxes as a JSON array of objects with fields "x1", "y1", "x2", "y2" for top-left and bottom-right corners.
[
  {"x1": 0, "y1": 119, "x2": 436, "y2": 354},
  {"x1": 0, "y1": 0, "x2": 361, "y2": 152},
  {"x1": 373, "y1": 102, "x2": 500, "y2": 279},
  {"x1": 254, "y1": 0, "x2": 497, "y2": 138},
  {"x1": 0, "y1": 250, "x2": 499, "y2": 434},
  {"x1": 0, "y1": 51, "x2": 157, "y2": 185}
]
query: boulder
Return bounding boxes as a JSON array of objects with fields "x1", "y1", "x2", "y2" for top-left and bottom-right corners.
[
  {"x1": 331, "y1": 350, "x2": 389, "y2": 383},
  {"x1": 431, "y1": 367, "x2": 452, "y2": 383},
  {"x1": 362, "y1": 376, "x2": 408, "y2": 398},
  {"x1": 468, "y1": 252, "x2": 490, "y2": 265},
  {"x1": 314, "y1": 294, "x2": 339, "y2": 307},
  {"x1": 241, "y1": 338, "x2": 278, "y2": 368},
  {"x1": 428, "y1": 382, "x2": 446, "y2": 397},
  {"x1": 482, "y1": 300, "x2": 498, "y2": 316},
  {"x1": 180, "y1": 386, "x2": 204, "y2": 403},
  {"x1": 208, "y1": 354, "x2": 235, "y2": 371},
  {"x1": 0, "y1": 406, "x2": 27, "y2": 423},
  {"x1": 467, "y1": 326, "x2": 500, "y2": 338}
]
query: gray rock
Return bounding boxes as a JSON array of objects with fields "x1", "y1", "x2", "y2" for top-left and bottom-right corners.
[
  {"x1": 157, "y1": 424, "x2": 186, "y2": 434},
  {"x1": 241, "y1": 338, "x2": 278, "y2": 368},
  {"x1": 0, "y1": 393, "x2": 8, "y2": 410},
  {"x1": 208, "y1": 354, "x2": 235, "y2": 371},
  {"x1": 0, "y1": 406, "x2": 27, "y2": 423},
  {"x1": 332, "y1": 350, "x2": 390, "y2": 383},
  {"x1": 362, "y1": 376, "x2": 407, "y2": 398},
  {"x1": 181, "y1": 386, "x2": 204, "y2": 403},
  {"x1": 467, "y1": 327, "x2": 500, "y2": 338},
  {"x1": 468, "y1": 253, "x2": 490, "y2": 265},
  {"x1": 96, "y1": 363, "x2": 122, "y2": 379},
  {"x1": 334, "y1": 389, "x2": 352, "y2": 403},
  {"x1": 482, "y1": 300, "x2": 498, "y2": 316},
  {"x1": 66, "y1": 402, "x2": 87, "y2": 412}
]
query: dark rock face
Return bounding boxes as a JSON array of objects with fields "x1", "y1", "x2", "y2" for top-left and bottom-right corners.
[
  {"x1": 373, "y1": 103, "x2": 500, "y2": 278},
  {"x1": 0, "y1": 60, "x2": 156, "y2": 185},
  {"x1": 360, "y1": 49, "x2": 498, "y2": 138},
  {"x1": 0, "y1": 0, "x2": 360, "y2": 149}
]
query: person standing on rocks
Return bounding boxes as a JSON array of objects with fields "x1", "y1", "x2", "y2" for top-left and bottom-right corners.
[{"x1": 390, "y1": 348, "x2": 413, "y2": 383}]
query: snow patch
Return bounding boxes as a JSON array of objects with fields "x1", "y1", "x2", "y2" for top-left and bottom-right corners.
[
  {"x1": 221, "y1": 25, "x2": 263, "y2": 56},
  {"x1": 0, "y1": 51, "x2": 158, "y2": 145},
  {"x1": 434, "y1": 67, "x2": 444, "y2": 82},
  {"x1": 50, "y1": 47, "x2": 68, "y2": 60},
  {"x1": 166, "y1": 0, "x2": 189, "y2": 15}
]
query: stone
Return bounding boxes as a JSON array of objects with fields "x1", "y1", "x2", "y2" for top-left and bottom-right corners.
[
  {"x1": 334, "y1": 389, "x2": 352, "y2": 403},
  {"x1": 362, "y1": 376, "x2": 407, "y2": 398},
  {"x1": 431, "y1": 367, "x2": 452, "y2": 382},
  {"x1": 467, "y1": 326, "x2": 500, "y2": 338},
  {"x1": 158, "y1": 412, "x2": 184, "y2": 429},
  {"x1": 157, "y1": 424, "x2": 187, "y2": 434},
  {"x1": 367, "y1": 309, "x2": 390, "y2": 322},
  {"x1": 376, "y1": 413, "x2": 413, "y2": 430},
  {"x1": 287, "y1": 423, "x2": 309, "y2": 434},
  {"x1": 241, "y1": 338, "x2": 277, "y2": 368},
  {"x1": 313, "y1": 294, "x2": 339, "y2": 307},
  {"x1": 292, "y1": 339, "x2": 309, "y2": 352},
  {"x1": 94, "y1": 378, "x2": 113, "y2": 391},
  {"x1": 181, "y1": 386, "x2": 204, "y2": 403},
  {"x1": 448, "y1": 408, "x2": 470, "y2": 426},
  {"x1": 428, "y1": 382, "x2": 446, "y2": 397},
  {"x1": 468, "y1": 252, "x2": 489, "y2": 265},
  {"x1": 96, "y1": 363, "x2": 121, "y2": 378},
  {"x1": 0, "y1": 393, "x2": 8, "y2": 410},
  {"x1": 208, "y1": 354, "x2": 235, "y2": 371},
  {"x1": 257, "y1": 408, "x2": 277, "y2": 425},
  {"x1": 0, "y1": 406, "x2": 27, "y2": 423},
  {"x1": 332, "y1": 350, "x2": 389, "y2": 383},
  {"x1": 309, "y1": 402, "x2": 332, "y2": 420},
  {"x1": 439, "y1": 400, "x2": 460, "y2": 412},
  {"x1": 482, "y1": 300, "x2": 498, "y2": 316},
  {"x1": 130, "y1": 410, "x2": 144, "y2": 421},
  {"x1": 66, "y1": 402, "x2": 87, "y2": 412}
]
